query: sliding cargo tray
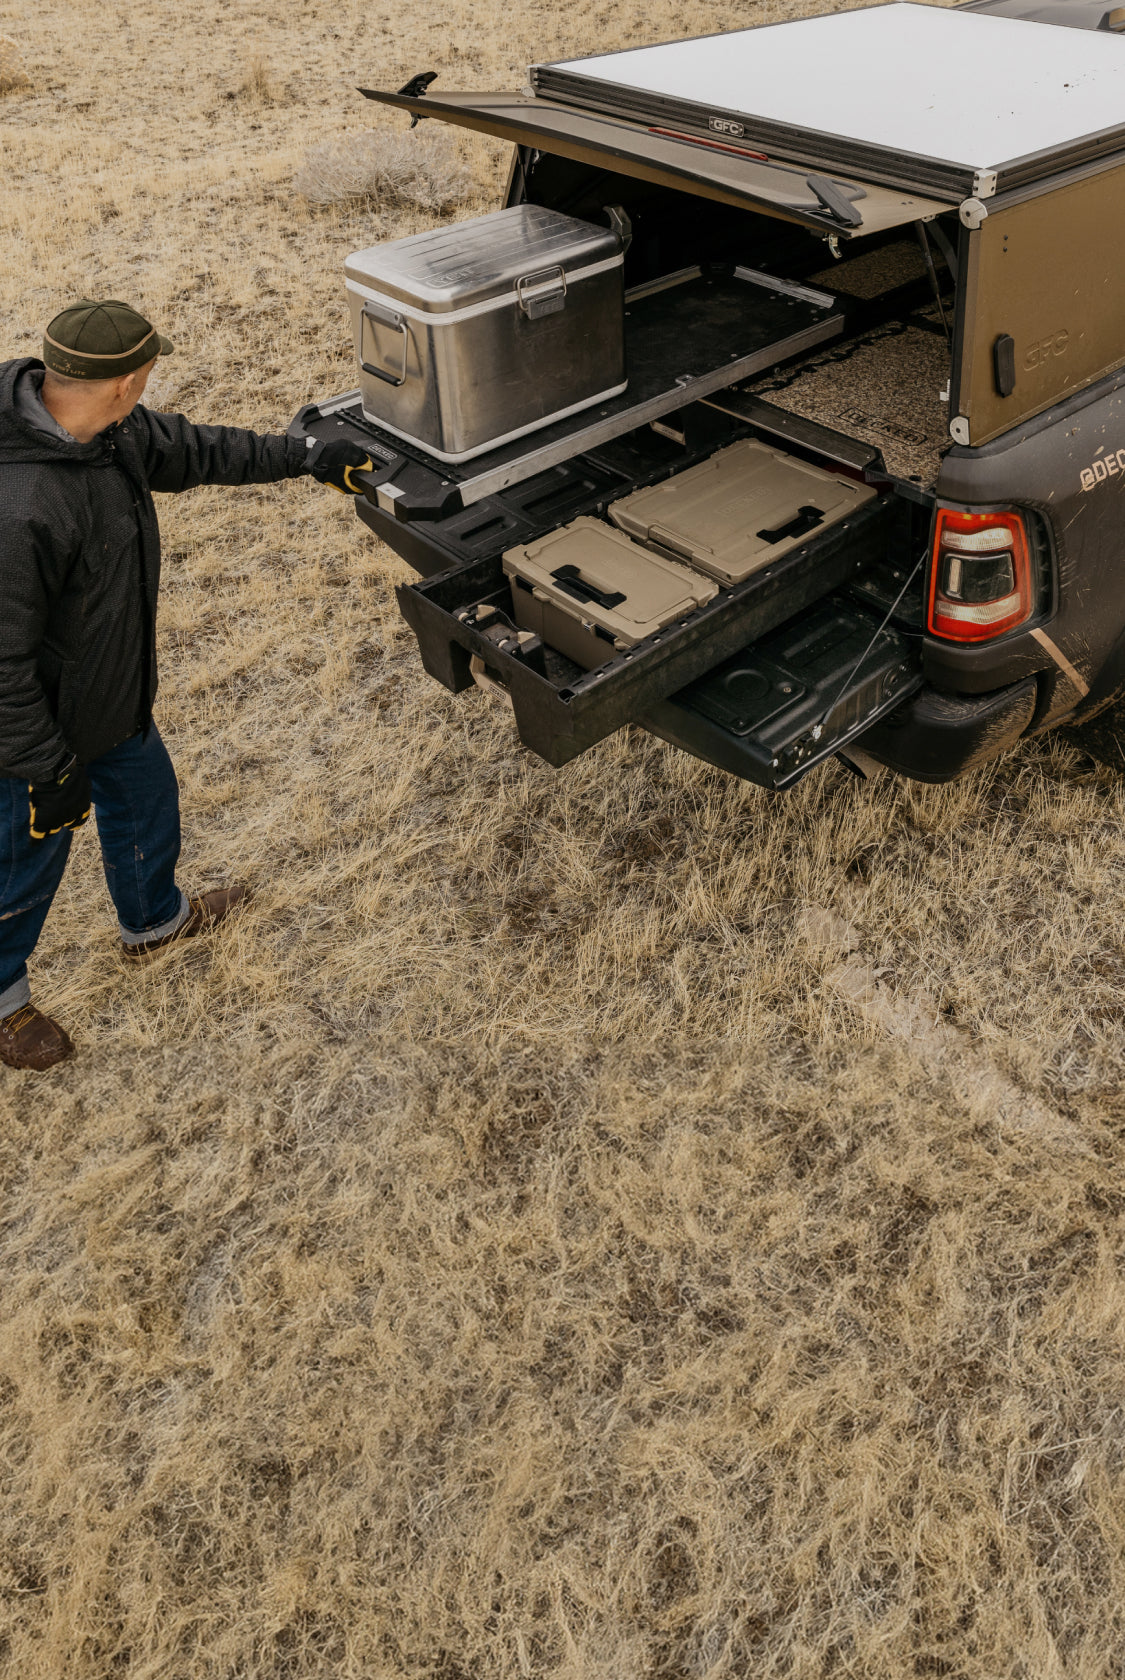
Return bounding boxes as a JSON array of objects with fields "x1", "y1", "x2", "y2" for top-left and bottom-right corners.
[
  {"x1": 291, "y1": 266, "x2": 842, "y2": 520},
  {"x1": 396, "y1": 494, "x2": 895, "y2": 766}
]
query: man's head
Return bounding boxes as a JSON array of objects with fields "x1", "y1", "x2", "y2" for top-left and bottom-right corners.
[{"x1": 40, "y1": 299, "x2": 173, "y2": 441}]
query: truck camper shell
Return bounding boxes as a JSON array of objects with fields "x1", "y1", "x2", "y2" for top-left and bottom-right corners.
[{"x1": 529, "y1": 4, "x2": 1125, "y2": 199}]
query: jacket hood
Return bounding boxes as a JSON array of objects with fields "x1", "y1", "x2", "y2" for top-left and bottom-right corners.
[{"x1": 0, "y1": 357, "x2": 109, "y2": 465}]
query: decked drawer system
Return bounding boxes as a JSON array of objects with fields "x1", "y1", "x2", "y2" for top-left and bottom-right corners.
[{"x1": 293, "y1": 383, "x2": 924, "y2": 782}]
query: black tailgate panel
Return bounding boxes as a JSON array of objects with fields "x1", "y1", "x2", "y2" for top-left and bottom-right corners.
[{"x1": 645, "y1": 594, "x2": 922, "y2": 787}]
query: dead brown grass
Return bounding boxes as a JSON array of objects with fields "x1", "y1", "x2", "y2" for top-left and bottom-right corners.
[
  {"x1": 238, "y1": 54, "x2": 276, "y2": 107},
  {"x1": 2, "y1": 0, "x2": 1125, "y2": 1674}
]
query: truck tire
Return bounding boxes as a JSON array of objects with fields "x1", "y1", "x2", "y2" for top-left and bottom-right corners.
[{"x1": 1058, "y1": 694, "x2": 1125, "y2": 772}]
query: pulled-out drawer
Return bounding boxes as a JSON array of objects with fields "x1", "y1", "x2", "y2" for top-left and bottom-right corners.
[{"x1": 395, "y1": 494, "x2": 896, "y2": 766}]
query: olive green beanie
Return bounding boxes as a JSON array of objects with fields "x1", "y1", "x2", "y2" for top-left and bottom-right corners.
[{"x1": 43, "y1": 298, "x2": 174, "y2": 379}]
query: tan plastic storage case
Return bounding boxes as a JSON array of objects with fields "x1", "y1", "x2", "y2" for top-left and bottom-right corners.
[
  {"x1": 503, "y1": 517, "x2": 717, "y2": 670},
  {"x1": 608, "y1": 438, "x2": 875, "y2": 585}
]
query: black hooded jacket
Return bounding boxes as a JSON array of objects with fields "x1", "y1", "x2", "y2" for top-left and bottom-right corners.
[{"x1": 0, "y1": 357, "x2": 309, "y2": 781}]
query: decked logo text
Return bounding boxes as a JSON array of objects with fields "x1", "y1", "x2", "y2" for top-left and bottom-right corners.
[{"x1": 1080, "y1": 448, "x2": 1125, "y2": 492}]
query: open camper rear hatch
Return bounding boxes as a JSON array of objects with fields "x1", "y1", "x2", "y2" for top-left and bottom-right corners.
[{"x1": 359, "y1": 86, "x2": 954, "y2": 237}]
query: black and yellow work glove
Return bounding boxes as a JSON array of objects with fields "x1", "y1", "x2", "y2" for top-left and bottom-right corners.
[
  {"x1": 29, "y1": 759, "x2": 93, "y2": 840},
  {"x1": 308, "y1": 440, "x2": 373, "y2": 495}
]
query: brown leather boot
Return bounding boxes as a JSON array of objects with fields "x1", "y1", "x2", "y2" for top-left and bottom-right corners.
[
  {"x1": 0, "y1": 1004, "x2": 75, "y2": 1071},
  {"x1": 121, "y1": 884, "x2": 253, "y2": 961}
]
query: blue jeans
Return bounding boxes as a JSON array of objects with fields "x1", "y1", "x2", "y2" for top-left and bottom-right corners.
[{"x1": 0, "y1": 726, "x2": 189, "y2": 1016}]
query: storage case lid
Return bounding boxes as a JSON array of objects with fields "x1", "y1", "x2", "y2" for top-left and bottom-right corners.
[
  {"x1": 503, "y1": 517, "x2": 717, "y2": 645},
  {"x1": 608, "y1": 440, "x2": 875, "y2": 587},
  {"x1": 344, "y1": 204, "x2": 622, "y2": 314}
]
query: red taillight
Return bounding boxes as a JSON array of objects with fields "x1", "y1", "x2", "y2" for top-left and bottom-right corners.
[{"x1": 927, "y1": 508, "x2": 1034, "y2": 642}]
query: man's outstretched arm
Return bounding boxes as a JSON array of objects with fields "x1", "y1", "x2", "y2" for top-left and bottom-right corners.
[
  {"x1": 131, "y1": 406, "x2": 372, "y2": 494},
  {"x1": 130, "y1": 405, "x2": 309, "y2": 492}
]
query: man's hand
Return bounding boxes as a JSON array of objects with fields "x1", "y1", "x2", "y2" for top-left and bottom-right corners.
[
  {"x1": 29, "y1": 760, "x2": 93, "y2": 840},
  {"x1": 308, "y1": 441, "x2": 373, "y2": 495}
]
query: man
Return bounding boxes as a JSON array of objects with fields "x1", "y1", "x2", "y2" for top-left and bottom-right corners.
[{"x1": 0, "y1": 298, "x2": 370, "y2": 1072}]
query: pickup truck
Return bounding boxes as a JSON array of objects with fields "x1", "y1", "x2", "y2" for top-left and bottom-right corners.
[{"x1": 291, "y1": 0, "x2": 1125, "y2": 787}]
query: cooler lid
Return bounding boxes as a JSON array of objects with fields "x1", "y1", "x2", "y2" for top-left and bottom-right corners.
[
  {"x1": 609, "y1": 440, "x2": 875, "y2": 586},
  {"x1": 344, "y1": 204, "x2": 621, "y2": 313},
  {"x1": 532, "y1": 3, "x2": 1125, "y2": 199},
  {"x1": 503, "y1": 517, "x2": 717, "y2": 640}
]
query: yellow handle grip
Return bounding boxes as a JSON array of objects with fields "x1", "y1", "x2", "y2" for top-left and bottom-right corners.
[{"x1": 341, "y1": 457, "x2": 374, "y2": 494}]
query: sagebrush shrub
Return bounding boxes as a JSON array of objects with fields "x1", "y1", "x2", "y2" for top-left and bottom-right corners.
[
  {"x1": 292, "y1": 128, "x2": 472, "y2": 212},
  {"x1": 0, "y1": 37, "x2": 30, "y2": 95}
]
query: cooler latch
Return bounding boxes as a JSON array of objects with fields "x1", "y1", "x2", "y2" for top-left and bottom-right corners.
[{"x1": 517, "y1": 265, "x2": 567, "y2": 319}]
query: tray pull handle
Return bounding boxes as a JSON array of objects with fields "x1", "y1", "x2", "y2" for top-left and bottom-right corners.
[
  {"x1": 517, "y1": 265, "x2": 567, "y2": 320},
  {"x1": 360, "y1": 301, "x2": 409, "y2": 386}
]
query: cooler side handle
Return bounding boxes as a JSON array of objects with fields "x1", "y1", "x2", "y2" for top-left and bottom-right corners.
[{"x1": 360, "y1": 301, "x2": 409, "y2": 386}]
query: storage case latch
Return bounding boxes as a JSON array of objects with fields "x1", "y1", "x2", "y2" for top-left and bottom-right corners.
[{"x1": 516, "y1": 265, "x2": 567, "y2": 319}]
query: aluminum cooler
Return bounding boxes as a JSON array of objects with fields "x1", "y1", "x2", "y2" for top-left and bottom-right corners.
[{"x1": 344, "y1": 204, "x2": 627, "y2": 464}]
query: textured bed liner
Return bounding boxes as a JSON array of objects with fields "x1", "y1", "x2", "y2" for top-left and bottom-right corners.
[
  {"x1": 806, "y1": 237, "x2": 931, "y2": 302},
  {"x1": 741, "y1": 318, "x2": 952, "y2": 485}
]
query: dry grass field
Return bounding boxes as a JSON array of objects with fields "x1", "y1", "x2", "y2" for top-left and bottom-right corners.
[{"x1": 3, "y1": 0, "x2": 1125, "y2": 1675}]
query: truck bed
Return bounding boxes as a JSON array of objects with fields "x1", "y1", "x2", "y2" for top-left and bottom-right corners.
[{"x1": 295, "y1": 236, "x2": 938, "y2": 782}]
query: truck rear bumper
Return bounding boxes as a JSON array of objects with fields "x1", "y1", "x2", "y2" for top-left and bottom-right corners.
[
  {"x1": 846, "y1": 677, "x2": 1038, "y2": 783},
  {"x1": 645, "y1": 673, "x2": 1036, "y2": 788}
]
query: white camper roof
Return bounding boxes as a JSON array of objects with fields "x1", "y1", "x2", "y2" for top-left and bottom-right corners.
[{"x1": 532, "y1": 3, "x2": 1125, "y2": 197}]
